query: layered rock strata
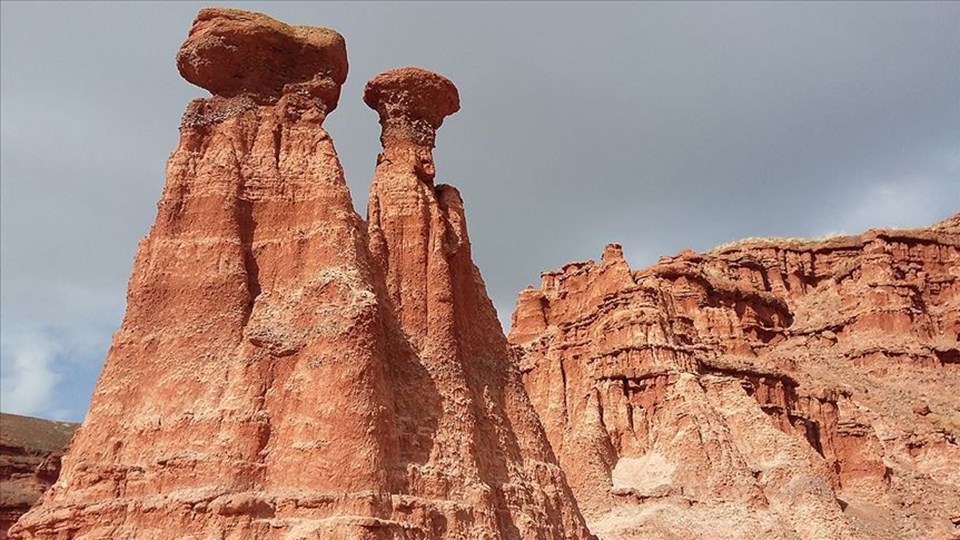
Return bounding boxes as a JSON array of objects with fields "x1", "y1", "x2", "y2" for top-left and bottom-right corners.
[
  {"x1": 12, "y1": 9, "x2": 590, "y2": 539},
  {"x1": 0, "y1": 414, "x2": 76, "y2": 539},
  {"x1": 510, "y1": 215, "x2": 960, "y2": 539}
]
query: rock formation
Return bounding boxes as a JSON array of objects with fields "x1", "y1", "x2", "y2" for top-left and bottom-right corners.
[
  {"x1": 11, "y1": 9, "x2": 590, "y2": 539},
  {"x1": 0, "y1": 414, "x2": 76, "y2": 539},
  {"x1": 362, "y1": 66, "x2": 589, "y2": 539},
  {"x1": 510, "y1": 215, "x2": 960, "y2": 539},
  {"x1": 10, "y1": 6, "x2": 959, "y2": 540}
]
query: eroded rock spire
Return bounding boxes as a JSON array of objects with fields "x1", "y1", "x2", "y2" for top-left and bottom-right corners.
[
  {"x1": 13, "y1": 13, "x2": 593, "y2": 540},
  {"x1": 364, "y1": 67, "x2": 593, "y2": 538},
  {"x1": 12, "y1": 9, "x2": 401, "y2": 538},
  {"x1": 364, "y1": 67, "x2": 466, "y2": 343}
]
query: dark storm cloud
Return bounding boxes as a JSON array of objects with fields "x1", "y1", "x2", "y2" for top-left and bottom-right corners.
[{"x1": 2, "y1": 1, "x2": 957, "y2": 420}]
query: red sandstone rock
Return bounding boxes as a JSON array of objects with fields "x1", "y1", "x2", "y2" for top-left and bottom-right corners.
[
  {"x1": 176, "y1": 8, "x2": 347, "y2": 109},
  {"x1": 0, "y1": 414, "x2": 76, "y2": 539},
  {"x1": 364, "y1": 66, "x2": 591, "y2": 539},
  {"x1": 11, "y1": 7, "x2": 958, "y2": 540},
  {"x1": 11, "y1": 10, "x2": 591, "y2": 540},
  {"x1": 363, "y1": 67, "x2": 459, "y2": 153},
  {"x1": 510, "y1": 218, "x2": 960, "y2": 539}
]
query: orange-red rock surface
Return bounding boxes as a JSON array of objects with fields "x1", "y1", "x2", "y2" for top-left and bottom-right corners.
[
  {"x1": 0, "y1": 414, "x2": 76, "y2": 539},
  {"x1": 9, "y1": 6, "x2": 959, "y2": 540},
  {"x1": 510, "y1": 215, "x2": 960, "y2": 539},
  {"x1": 11, "y1": 9, "x2": 590, "y2": 540}
]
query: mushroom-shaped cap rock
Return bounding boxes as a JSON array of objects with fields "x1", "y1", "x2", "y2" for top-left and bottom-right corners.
[
  {"x1": 363, "y1": 67, "x2": 460, "y2": 131},
  {"x1": 176, "y1": 8, "x2": 348, "y2": 103}
]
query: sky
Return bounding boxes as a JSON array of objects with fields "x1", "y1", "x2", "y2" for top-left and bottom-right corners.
[{"x1": 1, "y1": 1, "x2": 958, "y2": 422}]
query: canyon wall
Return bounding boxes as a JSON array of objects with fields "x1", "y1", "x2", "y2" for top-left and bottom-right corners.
[
  {"x1": 0, "y1": 414, "x2": 76, "y2": 539},
  {"x1": 510, "y1": 215, "x2": 960, "y2": 539}
]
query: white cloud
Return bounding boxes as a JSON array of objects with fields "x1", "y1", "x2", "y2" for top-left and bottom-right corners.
[
  {"x1": 0, "y1": 327, "x2": 63, "y2": 418},
  {"x1": 826, "y1": 174, "x2": 958, "y2": 237}
]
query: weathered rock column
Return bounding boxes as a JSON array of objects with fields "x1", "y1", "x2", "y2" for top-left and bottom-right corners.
[
  {"x1": 364, "y1": 67, "x2": 461, "y2": 352},
  {"x1": 365, "y1": 68, "x2": 594, "y2": 539},
  {"x1": 12, "y1": 9, "x2": 400, "y2": 538},
  {"x1": 13, "y1": 18, "x2": 594, "y2": 538}
]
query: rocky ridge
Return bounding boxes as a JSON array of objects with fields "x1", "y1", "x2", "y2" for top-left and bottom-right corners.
[
  {"x1": 11, "y1": 9, "x2": 590, "y2": 539},
  {"x1": 510, "y1": 214, "x2": 960, "y2": 539},
  {"x1": 0, "y1": 414, "x2": 76, "y2": 539}
]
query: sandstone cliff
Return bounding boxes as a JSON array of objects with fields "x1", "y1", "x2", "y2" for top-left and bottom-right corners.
[
  {"x1": 11, "y1": 9, "x2": 590, "y2": 540},
  {"x1": 510, "y1": 215, "x2": 960, "y2": 539},
  {"x1": 0, "y1": 414, "x2": 76, "y2": 539}
]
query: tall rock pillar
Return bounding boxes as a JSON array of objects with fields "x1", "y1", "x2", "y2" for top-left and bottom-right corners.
[
  {"x1": 13, "y1": 14, "x2": 594, "y2": 540},
  {"x1": 365, "y1": 67, "x2": 593, "y2": 539},
  {"x1": 12, "y1": 9, "x2": 399, "y2": 538}
]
